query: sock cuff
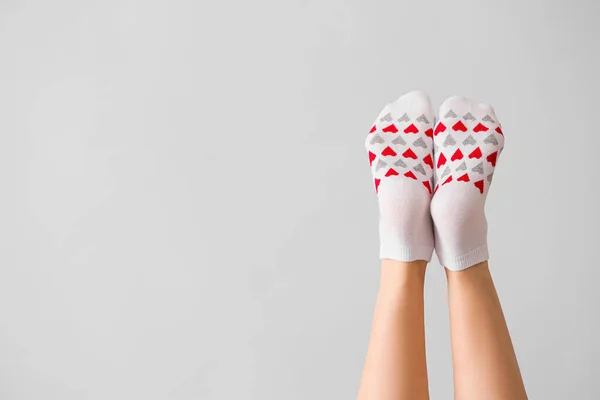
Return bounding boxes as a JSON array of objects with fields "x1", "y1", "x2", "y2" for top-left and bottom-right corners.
[
  {"x1": 380, "y1": 244, "x2": 434, "y2": 263},
  {"x1": 437, "y1": 245, "x2": 489, "y2": 271}
]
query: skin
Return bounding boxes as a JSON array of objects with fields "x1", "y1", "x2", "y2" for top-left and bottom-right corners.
[
  {"x1": 357, "y1": 259, "x2": 429, "y2": 400},
  {"x1": 446, "y1": 262, "x2": 528, "y2": 400},
  {"x1": 357, "y1": 260, "x2": 527, "y2": 400}
]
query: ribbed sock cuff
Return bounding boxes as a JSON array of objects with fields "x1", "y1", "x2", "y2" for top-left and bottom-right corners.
[
  {"x1": 437, "y1": 245, "x2": 489, "y2": 271},
  {"x1": 380, "y1": 245, "x2": 434, "y2": 263}
]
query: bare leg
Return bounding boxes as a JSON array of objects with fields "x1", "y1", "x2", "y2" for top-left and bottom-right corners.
[
  {"x1": 446, "y1": 262, "x2": 527, "y2": 400},
  {"x1": 357, "y1": 259, "x2": 429, "y2": 400}
]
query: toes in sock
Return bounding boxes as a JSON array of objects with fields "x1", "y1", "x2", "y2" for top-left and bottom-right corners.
[
  {"x1": 430, "y1": 96, "x2": 505, "y2": 270},
  {"x1": 366, "y1": 91, "x2": 435, "y2": 262}
]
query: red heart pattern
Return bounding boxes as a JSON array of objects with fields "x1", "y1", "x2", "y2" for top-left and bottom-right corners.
[
  {"x1": 385, "y1": 168, "x2": 399, "y2": 177},
  {"x1": 424, "y1": 128, "x2": 433, "y2": 138},
  {"x1": 433, "y1": 101, "x2": 504, "y2": 196},
  {"x1": 468, "y1": 147, "x2": 482, "y2": 159},
  {"x1": 403, "y1": 124, "x2": 419, "y2": 134},
  {"x1": 437, "y1": 152, "x2": 447, "y2": 168},
  {"x1": 423, "y1": 181, "x2": 432, "y2": 194},
  {"x1": 370, "y1": 125, "x2": 376, "y2": 133},
  {"x1": 452, "y1": 121, "x2": 467, "y2": 132},
  {"x1": 434, "y1": 122, "x2": 446, "y2": 136},
  {"x1": 486, "y1": 151, "x2": 498, "y2": 166},
  {"x1": 369, "y1": 151, "x2": 376, "y2": 166},
  {"x1": 404, "y1": 171, "x2": 417, "y2": 180},
  {"x1": 423, "y1": 154, "x2": 433, "y2": 169},
  {"x1": 473, "y1": 123, "x2": 489, "y2": 133},
  {"x1": 402, "y1": 148, "x2": 418, "y2": 159},
  {"x1": 383, "y1": 124, "x2": 398, "y2": 133},
  {"x1": 451, "y1": 149, "x2": 464, "y2": 161},
  {"x1": 382, "y1": 146, "x2": 397, "y2": 157}
]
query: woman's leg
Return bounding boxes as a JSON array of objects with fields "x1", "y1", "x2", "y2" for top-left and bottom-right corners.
[
  {"x1": 360, "y1": 90, "x2": 436, "y2": 399},
  {"x1": 430, "y1": 96, "x2": 527, "y2": 398},
  {"x1": 446, "y1": 262, "x2": 527, "y2": 400},
  {"x1": 357, "y1": 259, "x2": 429, "y2": 400}
]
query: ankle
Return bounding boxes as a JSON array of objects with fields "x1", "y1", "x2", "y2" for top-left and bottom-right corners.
[{"x1": 379, "y1": 259, "x2": 426, "y2": 292}]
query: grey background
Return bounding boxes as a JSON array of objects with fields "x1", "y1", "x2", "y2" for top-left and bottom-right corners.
[{"x1": 1, "y1": 0, "x2": 599, "y2": 399}]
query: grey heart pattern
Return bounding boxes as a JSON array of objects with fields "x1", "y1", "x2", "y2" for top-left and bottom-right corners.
[
  {"x1": 455, "y1": 161, "x2": 467, "y2": 171},
  {"x1": 443, "y1": 135, "x2": 456, "y2": 147},
  {"x1": 370, "y1": 134, "x2": 385, "y2": 145},
  {"x1": 394, "y1": 158, "x2": 407, "y2": 168},
  {"x1": 487, "y1": 173, "x2": 494, "y2": 183},
  {"x1": 441, "y1": 166, "x2": 451, "y2": 179},
  {"x1": 397, "y1": 113, "x2": 410, "y2": 122},
  {"x1": 391, "y1": 135, "x2": 407, "y2": 145},
  {"x1": 462, "y1": 135, "x2": 476, "y2": 146},
  {"x1": 380, "y1": 112, "x2": 392, "y2": 122},
  {"x1": 416, "y1": 114, "x2": 430, "y2": 124},
  {"x1": 376, "y1": 159, "x2": 387, "y2": 171},
  {"x1": 412, "y1": 137, "x2": 427, "y2": 148},
  {"x1": 472, "y1": 162, "x2": 484, "y2": 174},
  {"x1": 463, "y1": 112, "x2": 476, "y2": 121},
  {"x1": 482, "y1": 115, "x2": 496, "y2": 123},
  {"x1": 483, "y1": 134, "x2": 499, "y2": 145},
  {"x1": 444, "y1": 109, "x2": 457, "y2": 118},
  {"x1": 413, "y1": 164, "x2": 426, "y2": 175}
]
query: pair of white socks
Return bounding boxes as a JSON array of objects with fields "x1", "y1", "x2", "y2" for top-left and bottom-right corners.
[{"x1": 365, "y1": 91, "x2": 504, "y2": 271}]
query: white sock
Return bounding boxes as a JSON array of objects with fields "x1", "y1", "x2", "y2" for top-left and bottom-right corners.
[
  {"x1": 365, "y1": 91, "x2": 435, "y2": 262},
  {"x1": 430, "y1": 96, "x2": 505, "y2": 270}
]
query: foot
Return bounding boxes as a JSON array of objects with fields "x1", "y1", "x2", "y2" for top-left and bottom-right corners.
[
  {"x1": 430, "y1": 96, "x2": 505, "y2": 270},
  {"x1": 365, "y1": 91, "x2": 435, "y2": 262}
]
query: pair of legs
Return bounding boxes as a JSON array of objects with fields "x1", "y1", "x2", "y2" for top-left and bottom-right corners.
[
  {"x1": 357, "y1": 260, "x2": 527, "y2": 400},
  {"x1": 359, "y1": 92, "x2": 527, "y2": 399}
]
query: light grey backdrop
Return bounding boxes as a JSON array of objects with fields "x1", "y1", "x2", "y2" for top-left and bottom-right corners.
[{"x1": 1, "y1": 0, "x2": 599, "y2": 399}]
